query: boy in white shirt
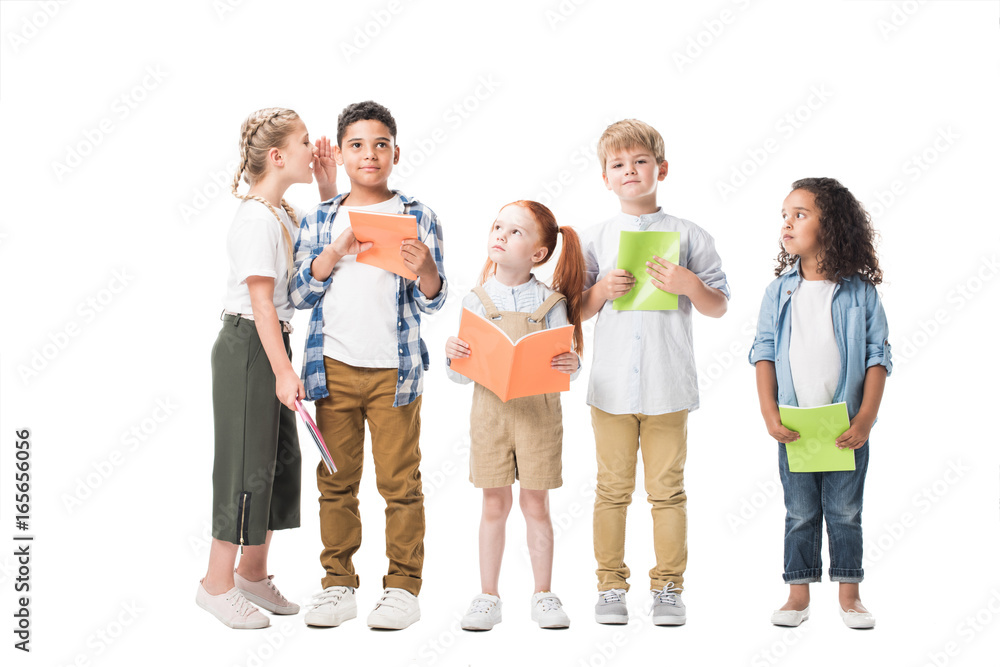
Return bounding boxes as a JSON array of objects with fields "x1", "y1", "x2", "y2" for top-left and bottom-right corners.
[{"x1": 581, "y1": 119, "x2": 730, "y2": 625}]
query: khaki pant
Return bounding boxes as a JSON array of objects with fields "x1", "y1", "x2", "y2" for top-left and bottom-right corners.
[
  {"x1": 315, "y1": 357, "x2": 425, "y2": 595},
  {"x1": 592, "y1": 407, "x2": 688, "y2": 592}
]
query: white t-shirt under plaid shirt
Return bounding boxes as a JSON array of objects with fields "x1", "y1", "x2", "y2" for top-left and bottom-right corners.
[{"x1": 291, "y1": 191, "x2": 448, "y2": 407}]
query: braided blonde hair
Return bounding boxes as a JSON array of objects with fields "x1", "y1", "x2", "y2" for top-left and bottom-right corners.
[{"x1": 232, "y1": 107, "x2": 302, "y2": 282}]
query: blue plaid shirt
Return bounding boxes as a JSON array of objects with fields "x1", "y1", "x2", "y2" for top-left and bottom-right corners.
[{"x1": 291, "y1": 191, "x2": 448, "y2": 406}]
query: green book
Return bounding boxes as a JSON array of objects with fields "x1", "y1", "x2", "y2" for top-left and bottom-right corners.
[
  {"x1": 778, "y1": 402, "x2": 855, "y2": 473},
  {"x1": 613, "y1": 231, "x2": 681, "y2": 311}
]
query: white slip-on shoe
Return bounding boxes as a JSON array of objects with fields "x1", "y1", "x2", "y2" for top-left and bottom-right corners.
[
  {"x1": 234, "y1": 572, "x2": 300, "y2": 615},
  {"x1": 196, "y1": 580, "x2": 269, "y2": 629},
  {"x1": 367, "y1": 588, "x2": 420, "y2": 630},
  {"x1": 840, "y1": 606, "x2": 875, "y2": 629},
  {"x1": 461, "y1": 593, "x2": 502, "y2": 631},
  {"x1": 771, "y1": 606, "x2": 810, "y2": 627},
  {"x1": 304, "y1": 586, "x2": 357, "y2": 627}
]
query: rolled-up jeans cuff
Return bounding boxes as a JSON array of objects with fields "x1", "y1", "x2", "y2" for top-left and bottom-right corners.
[
  {"x1": 830, "y1": 568, "x2": 864, "y2": 583},
  {"x1": 783, "y1": 568, "x2": 822, "y2": 584}
]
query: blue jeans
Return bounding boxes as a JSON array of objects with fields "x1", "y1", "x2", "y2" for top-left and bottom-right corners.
[{"x1": 777, "y1": 442, "x2": 869, "y2": 584}]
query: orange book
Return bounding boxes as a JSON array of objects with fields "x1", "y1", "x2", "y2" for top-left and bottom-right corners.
[
  {"x1": 348, "y1": 210, "x2": 419, "y2": 279},
  {"x1": 450, "y1": 308, "x2": 573, "y2": 402}
]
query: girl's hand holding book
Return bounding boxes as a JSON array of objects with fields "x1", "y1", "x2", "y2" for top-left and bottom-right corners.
[
  {"x1": 445, "y1": 336, "x2": 470, "y2": 360},
  {"x1": 550, "y1": 352, "x2": 579, "y2": 375},
  {"x1": 835, "y1": 416, "x2": 874, "y2": 450},
  {"x1": 765, "y1": 416, "x2": 800, "y2": 444},
  {"x1": 276, "y1": 367, "x2": 305, "y2": 412}
]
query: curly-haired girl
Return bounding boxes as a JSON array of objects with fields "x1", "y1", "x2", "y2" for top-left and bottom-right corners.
[{"x1": 749, "y1": 177, "x2": 891, "y2": 629}]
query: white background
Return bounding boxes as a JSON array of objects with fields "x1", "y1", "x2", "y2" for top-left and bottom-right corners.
[{"x1": 1, "y1": 0, "x2": 998, "y2": 665}]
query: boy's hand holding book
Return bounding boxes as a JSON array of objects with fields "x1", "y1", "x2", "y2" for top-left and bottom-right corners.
[
  {"x1": 597, "y1": 269, "x2": 635, "y2": 302},
  {"x1": 401, "y1": 238, "x2": 441, "y2": 297},
  {"x1": 646, "y1": 256, "x2": 698, "y2": 296}
]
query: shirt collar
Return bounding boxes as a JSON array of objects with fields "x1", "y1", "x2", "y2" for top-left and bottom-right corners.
[
  {"x1": 487, "y1": 273, "x2": 537, "y2": 294},
  {"x1": 326, "y1": 189, "x2": 416, "y2": 212},
  {"x1": 614, "y1": 207, "x2": 666, "y2": 230}
]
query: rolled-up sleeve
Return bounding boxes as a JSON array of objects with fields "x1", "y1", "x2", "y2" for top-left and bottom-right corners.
[
  {"x1": 582, "y1": 228, "x2": 601, "y2": 290},
  {"x1": 863, "y1": 282, "x2": 892, "y2": 376},
  {"x1": 688, "y1": 227, "x2": 731, "y2": 299},
  {"x1": 291, "y1": 208, "x2": 332, "y2": 309},
  {"x1": 412, "y1": 208, "x2": 448, "y2": 313},
  {"x1": 749, "y1": 282, "x2": 778, "y2": 365}
]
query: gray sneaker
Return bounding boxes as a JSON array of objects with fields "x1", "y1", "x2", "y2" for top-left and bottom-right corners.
[
  {"x1": 595, "y1": 588, "x2": 628, "y2": 624},
  {"x1": 651, "y1": 584, "x2": 686, "y2": 626}
]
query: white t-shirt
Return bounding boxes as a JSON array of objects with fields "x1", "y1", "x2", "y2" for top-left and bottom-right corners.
[
  {"x1": 222, "y1": 199, "x2": 299, "y2": 322},
  {"x1": 789, "y1": 277, "x2": 842, "y2": 407},
  {"x1": 322, "y1": 195, "x2": 403, "y2": 368}
]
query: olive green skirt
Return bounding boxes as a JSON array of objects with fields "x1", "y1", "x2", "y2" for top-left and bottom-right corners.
[{"x1": 210, "y1": 314, "x2": 301, "y2": 545}]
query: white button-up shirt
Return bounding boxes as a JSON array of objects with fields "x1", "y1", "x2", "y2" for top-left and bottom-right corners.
[{"x1": 582, "y1": 208, "x2": 730, "y2": 415}]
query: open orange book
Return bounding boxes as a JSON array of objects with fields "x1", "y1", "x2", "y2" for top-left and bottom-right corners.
[
  {"x1": 348, "y1": 210, "x2": 418, "y2": 280},
  {"x1": 450, "y1": 308, "x2": 573, "y2": 402}
]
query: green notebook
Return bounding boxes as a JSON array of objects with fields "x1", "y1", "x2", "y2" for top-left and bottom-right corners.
[
  {"x1": 778, "y1": 402, "x2": 854, "y2": 473},
  {"x1": 613, "y1": 231, "x2": 681, "y2": 311}
]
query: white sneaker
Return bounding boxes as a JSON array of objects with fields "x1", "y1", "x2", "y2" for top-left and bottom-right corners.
[
  {"x1": 531, "y1": 592, "x2": 570, "y2": 628},
  {"x1": 304, "y1": 586, "x2": 357, "y2": 627},
  {"x1": 196, "y1": 580, "x2": 269, "y2": 629},
  {"x1": 461, "y1": 593, "x2": 502, "y2": 631},
  {"x1": 234, "y1": 572, "x2": 300, "y2": 615},
  {"x1": 367, "y1": 588, "x2": 420, "y2": 630}
]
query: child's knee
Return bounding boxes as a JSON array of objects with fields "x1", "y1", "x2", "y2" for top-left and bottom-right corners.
[
  {"x1": 518, "y1": 490, "x2": 549, "y2": 520},
  {"x1": 482, "y1": 488, "x2": 513, "y2": 520}
]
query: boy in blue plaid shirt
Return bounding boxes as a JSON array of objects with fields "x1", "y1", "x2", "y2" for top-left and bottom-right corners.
[{"x1": 291, "y1": 101, "x2": 447, "y2": 630}]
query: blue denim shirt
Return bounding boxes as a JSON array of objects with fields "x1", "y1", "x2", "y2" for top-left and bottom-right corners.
[{"x1": 748, "y1": 261, "x2": 891, "y2": 418}]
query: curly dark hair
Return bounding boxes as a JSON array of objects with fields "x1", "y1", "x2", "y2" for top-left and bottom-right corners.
[
  {"x1": 776, "y1": 177, "x2": 883, "y2": 285},
  {"x1": 336, "y1": 100, "x2": 397, "y2": 146}
]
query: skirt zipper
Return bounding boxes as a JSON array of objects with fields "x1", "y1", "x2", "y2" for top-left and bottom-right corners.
[{"x1": 237, "y1": 491, "x2": 251, "y2": 554}]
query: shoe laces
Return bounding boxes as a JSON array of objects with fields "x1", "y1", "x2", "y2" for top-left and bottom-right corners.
[
  {"x1": 227, "y1": 590, "x2": 259, "y2": 618},
  {"x1": 263, "y1": 575, "x2": 290, "y2": 604},
  {"x1": 600, "y1": 588, "x2": 626, "y2": 604},
  {"x1": 536, "y1": 595, "x2": 562, "y2": 612},
  {"x1": 310, "y1": 586, "x2": 351, "y2": 609},
  {"x1": 651, "y1": 582, "x2": 680, "y2": 606}
]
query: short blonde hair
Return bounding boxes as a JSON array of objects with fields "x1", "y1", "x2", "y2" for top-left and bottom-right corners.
[{"x1": 597, "y1": 119, "x2": 665, "y2": 173}]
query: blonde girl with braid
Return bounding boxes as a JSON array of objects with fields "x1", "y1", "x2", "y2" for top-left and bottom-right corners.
[{"x1": 197, "y1": 108, "x2": 339, "y2": 629}]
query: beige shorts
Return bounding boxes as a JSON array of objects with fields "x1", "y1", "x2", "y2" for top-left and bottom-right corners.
[{"x1": 469, "y1": 386, "x2": 563, "y2": 490}]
